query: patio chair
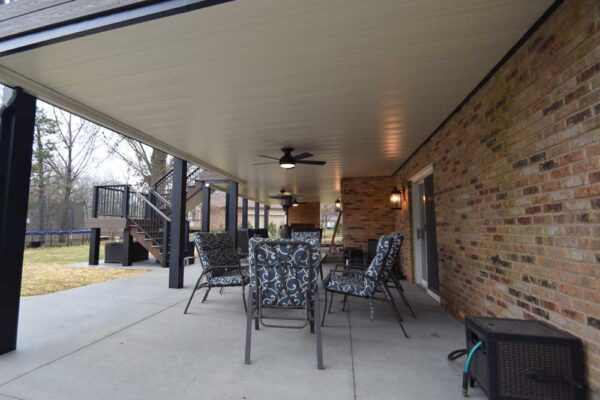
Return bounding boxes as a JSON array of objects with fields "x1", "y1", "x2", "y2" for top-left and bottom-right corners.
[
  {"x1": 183, "y1": 232, "x2": 249, "y2": 314},
  {"x1": 244, "y1": 237, "x2": 323, "y2": 369},
  {"x1": 379, "y1": 233, "x2": 416, "y2": 319},
  {"x1": 291, "y1": 228, "x2": 324, "y2": 280},
  {"x1": 321, "y1": 233, "x2": 409, "y2": 338}
]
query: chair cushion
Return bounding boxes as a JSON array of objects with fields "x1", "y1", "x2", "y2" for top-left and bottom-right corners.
[
  {"x1": 381, "y1": 232, "x2": 403, "y2": 280},
  {"x1": 248, "y1": 238, "x2": 320, "y2": 308},
  {"x1": 195, "y1": 232, "x2": 240, "y2": 278},
  {"x1": 323, "y1": 272, "x2": 370, "y2": 297},
  {"x1": 209, "y1": 274, "x2": 249, "y2": 286},
  {"x1": 291, "y1": 230, "x2": 321, "y2": 242}
]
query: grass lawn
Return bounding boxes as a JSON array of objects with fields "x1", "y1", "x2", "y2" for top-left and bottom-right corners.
[{"x1": 22, "y1": 245, "x2": 147, "y2": 297}]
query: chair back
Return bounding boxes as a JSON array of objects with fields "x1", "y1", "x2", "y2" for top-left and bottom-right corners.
[
  {"x1": 291, "y1": 227, "x2": 322, "y2": 243},
  {"x1": 363, "y1": 234, "x2": 395, "y2": 286},
  {"x1": 248, "y1": 238, "x2": 320, "y2": 308},
  {"x1": 237, "y1": 229, "x2": 250, "y2": 254},
  {"x1": 381, "y1": 232, "x2": 403, "y2": 279},
  {"x1": 194, "y1": 232, "x2": 239, "y2": 277}
]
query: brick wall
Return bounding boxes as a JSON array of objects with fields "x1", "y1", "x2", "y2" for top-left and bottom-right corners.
[
  {"x1": 341, "y1": 176, "x2": 396, "y2": 252},
  {"x1": 288, "y1": 202, "x2": 320, "y2": 227},
  {"x1": 390, "y1": 0, "x2": 600, "y2": 393}
]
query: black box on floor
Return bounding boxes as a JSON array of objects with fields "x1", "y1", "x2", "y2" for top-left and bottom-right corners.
[{"x1": 465, "y1": 316, "x2": 585, "y2": 400}]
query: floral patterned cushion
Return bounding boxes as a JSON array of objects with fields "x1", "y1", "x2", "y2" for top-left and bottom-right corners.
[
  {"x1": 248, "y1": 238, "x2": 320, "y2": 308},
  {"x1": 209, "y1": 274, "x2": 248, "y2": 286},
  {"x1": 195, "y1": 232, "x2": 244, "y2": 281},
  {"x1": 291, "y1": 230, "x2": 321, "y2": 242},
  {"x1": 323, "y1": 233, "x2": 394, "y2": 298},
  {"x1": 380, "y1": 232, "x2": 403, "y2": 280}
]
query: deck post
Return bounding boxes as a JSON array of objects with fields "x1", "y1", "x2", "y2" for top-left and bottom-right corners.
[
  {"x1": 241, "y1": 198, "x2": 248, "y2": 229},
  {"x1": 264, "y1": 205, "x2": 270, "y2": 231},
  {"x1": 89, "y1": 228, "x2": 101, "y2": 265},
  {"x1": 0, "y1": 87, "x2": 37, "y2": 355},
  {"x1": 201, "y1": 183, "x2": 211, "y2": 232},
  {"x1": 169, "y1": 158, "x2": 187, "y2": 289},
  {"x1": 122, "y1": 228, "x2": 132, "y2": 266},
  {"x1": 227, "y1": 181, "x2": 238, "y2": 249},
  {"x1": 254, "y1": 202, "x2": 260, "y2": 229}
]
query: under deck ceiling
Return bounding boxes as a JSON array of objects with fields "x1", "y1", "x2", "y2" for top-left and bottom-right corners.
[{"x1": 0, "y1": 0, "x2": 554, "y2": 202}]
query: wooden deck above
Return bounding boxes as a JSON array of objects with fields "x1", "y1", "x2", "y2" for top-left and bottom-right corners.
[{"x1": 84, "y1": 217, "x2": 127, "y2": 231}]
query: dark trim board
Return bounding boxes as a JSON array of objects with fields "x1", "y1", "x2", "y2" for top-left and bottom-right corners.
[
  {"x1": 0, "y1": 0, "x2": 235, "y2": 56},
  {"x1": 392, "y1": 0, "x2": 564, "y2": 176}
]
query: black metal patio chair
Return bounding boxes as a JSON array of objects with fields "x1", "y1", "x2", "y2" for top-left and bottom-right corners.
[
  {"x1": 183, "y1": 232, "x2": 249, "y2": 314},
  {"x1": 321, "y1": 232, "x2": 409, "y2": 337},
  {"x1": 244, "y1": 237, "x2": 323, "y2": 369}
]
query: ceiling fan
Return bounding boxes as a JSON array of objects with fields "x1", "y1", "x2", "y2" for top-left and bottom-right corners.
[
  {"x1": 269, "y1": 189, "x2": 305, "y2": 211},
  {"x1": 254, "y1": 148, "x2": 326, "y2": 169}
]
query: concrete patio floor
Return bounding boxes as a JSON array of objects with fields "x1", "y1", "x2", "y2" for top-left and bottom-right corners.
[{"x1": 0, "y1": 263, "x2": 485, "y2": 400}]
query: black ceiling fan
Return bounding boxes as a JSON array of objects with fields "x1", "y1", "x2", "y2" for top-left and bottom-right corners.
[
  {"x1": 254, "y1": 148, "x2": 326, "y2": 169},
  {"x1": 269, "y1": 189, "x2": 305, "y2": 211}
]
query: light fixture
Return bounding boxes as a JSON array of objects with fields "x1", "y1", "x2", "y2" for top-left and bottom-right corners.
[
  {"x1": 279, "y1": 152, "x2": 296, "y2": 169},
  {"x1": 390, "y1": 186, "x2": 402, "y2": 210},
  {"x1": 280, "y1": 196, "x2": 293, "y2": 210},
  {"x1": 292, "y1": 199, "x2": 299, "y2": 207},
  {"x1": 334, "y1": 198, "x2": 342, "y2": 212}
]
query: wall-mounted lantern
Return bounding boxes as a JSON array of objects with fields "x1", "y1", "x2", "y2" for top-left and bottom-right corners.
[
  {"x1": 390, "y1": 186, "x2": 403, "y2": 210},
  {"x1": 334, "y1": 198, "x2": 342, "y2": 212}
]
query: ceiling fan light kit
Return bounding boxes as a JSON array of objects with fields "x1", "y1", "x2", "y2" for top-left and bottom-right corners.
[{"x1": 254, "y1": 147, "x2": 326, "y2": 169}]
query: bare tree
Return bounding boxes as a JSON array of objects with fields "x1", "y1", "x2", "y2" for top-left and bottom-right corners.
[
  {"x1": 103, "y1": 136, "x2": 169, "y2": 188},
  {"x1": 45, "y1": 108, "x2": 99, "y2": 230},
  {"x1": 31, "y1": 108, "x2": 58, "y2": 230}
]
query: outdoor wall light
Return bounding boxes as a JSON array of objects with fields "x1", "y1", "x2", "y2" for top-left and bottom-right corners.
[
  {"x1": 334, "y1": 198, "x2": 342, "y2": 212},
  {"x1": 390, "y1": 186, "x2": 402, "y2": 210}
]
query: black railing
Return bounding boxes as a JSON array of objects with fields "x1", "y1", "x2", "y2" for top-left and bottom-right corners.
[
  {"x1": 154, "y1": 165, "x2": 202, "y2": 202},
  {"x1": 93, "y1": 184, "x2": 172, "y2": 266}
]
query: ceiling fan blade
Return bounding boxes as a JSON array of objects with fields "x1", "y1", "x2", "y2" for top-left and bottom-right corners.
[
  {"x1": 293, "y1": 152, "x2": 313, "y2": 160},
  {"x1": 296, "y1": 160, "x2": 326, "y2": 165},
  {"x1": 252, "y1": 162, "x2": 278, "y2": 165},
  {"x1": 257, "y1": 155, "x2": 280, "y2": 160}
]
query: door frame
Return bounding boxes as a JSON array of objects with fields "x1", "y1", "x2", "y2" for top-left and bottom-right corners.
[{"x1": 409, "y1": 165, "x2": 440, "y2": 302}]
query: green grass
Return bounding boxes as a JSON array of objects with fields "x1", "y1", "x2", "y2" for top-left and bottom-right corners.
[{"x1": 22, "y1": 244, "x2": 147, "y2": 297}]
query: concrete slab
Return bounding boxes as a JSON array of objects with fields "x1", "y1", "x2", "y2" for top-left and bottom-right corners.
[{"x1": 0, "y1": 264, "x2": 480, "y2": 400}]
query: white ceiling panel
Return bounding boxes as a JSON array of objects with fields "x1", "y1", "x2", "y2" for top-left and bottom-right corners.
[{"x1": 0, "y1": 0, "x2": 553, "y2": 202}]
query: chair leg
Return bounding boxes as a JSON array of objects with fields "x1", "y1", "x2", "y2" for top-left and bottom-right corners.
[
  {"x1": 314, "y1": 289, "x2": 324, "y2": 370},
  {"x1": 201, "y1": 287, "x2": 212, "y2": 303},
  {"x1": 244, "y1": 285, "x2": 254, "y2": 365},
  {"x1": 242, "y1": 284, "x2": 248, "y2": 313},
  {"x1": 321, "y1": 291, "x2": 329, "y2": 327},
  {"x1": 342, "y1": 294, "x2": 348, "y2": 312},
  {"x1": 328, "y1": 291, "x2": 334, "y2": 314},
  {"x1": 382, "y1": 284, "x2": 409, "y2": 338},
  {"x1": 319, "y1": 264, "x2": 324, "y2": 281},
  {"x1": 391, "y1": 275, "x2": 416, "y2": 318},
  {"x1": 183, "y1": 272, "x2": 206, "y2": 314}
]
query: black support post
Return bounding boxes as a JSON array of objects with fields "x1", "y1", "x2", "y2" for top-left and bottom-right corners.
[
  {"x1": 89, "y1": 228, "x2": 101, "y2": 265},
  {"x1": 201, "y1": 184, "x2": 211, "y2": 232},
  {"x1": 254, "y1": 202, "x2": 260, "y2": 229},
  {"x1": 241, "y1": 198, "x2": 248, "y2": 229},
  {"x1": 225, "y1": 192, "x2": 230, "y2": 231},
  {"x1": 169, "y1": 158, "x2": 187, "y2": 289},
  {"x1": 0, "y1": 87, "x2": 37, "y2": 355},
  {"x1": 122, "y1": 228, "x2": 132, "y2": 266},
  {"x1": 227, "y1": 181, "x2": 238, "y2": 249},
  {"x1": 264, "y1": 205, "x2": 270, "y2": 230}
]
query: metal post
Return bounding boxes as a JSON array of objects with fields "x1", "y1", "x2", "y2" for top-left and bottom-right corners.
[
  {"x1": 242, "y1": 198, "x2": 249, "y2": 229},
  {"x1": 264, "y1": 205, "x2": 270, "y2": 231},
  {"x1": 227, "y1": 181, "x2": 238, "y2": 249},
  {"x1": 122, "y1": 185, "x2": 130, "y2": 218},
  {"x1": 201, "y1": 183, "x2": 211, "y2": 232},
  {"x1": 169, "y1": 158, "x2": 187, "y2": 289},
  {"x1": 122, "y1": 228, "x2": 132, "y2": 266},
  {"x1": 225, "y1": 192, "x2": 230, "y2": 231},
  {"x1": 254, "y1": 202, "x2": 260, "y2": 229},
  {"x1": 0, "y1": 87, "x2": 37, "y2": 355},
  {"x1": 92, "y1": 186, "x2": 99, "y2": 218},
  {"x1": 89, "y1": 228, "x2": 101, "y2": 265}
]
